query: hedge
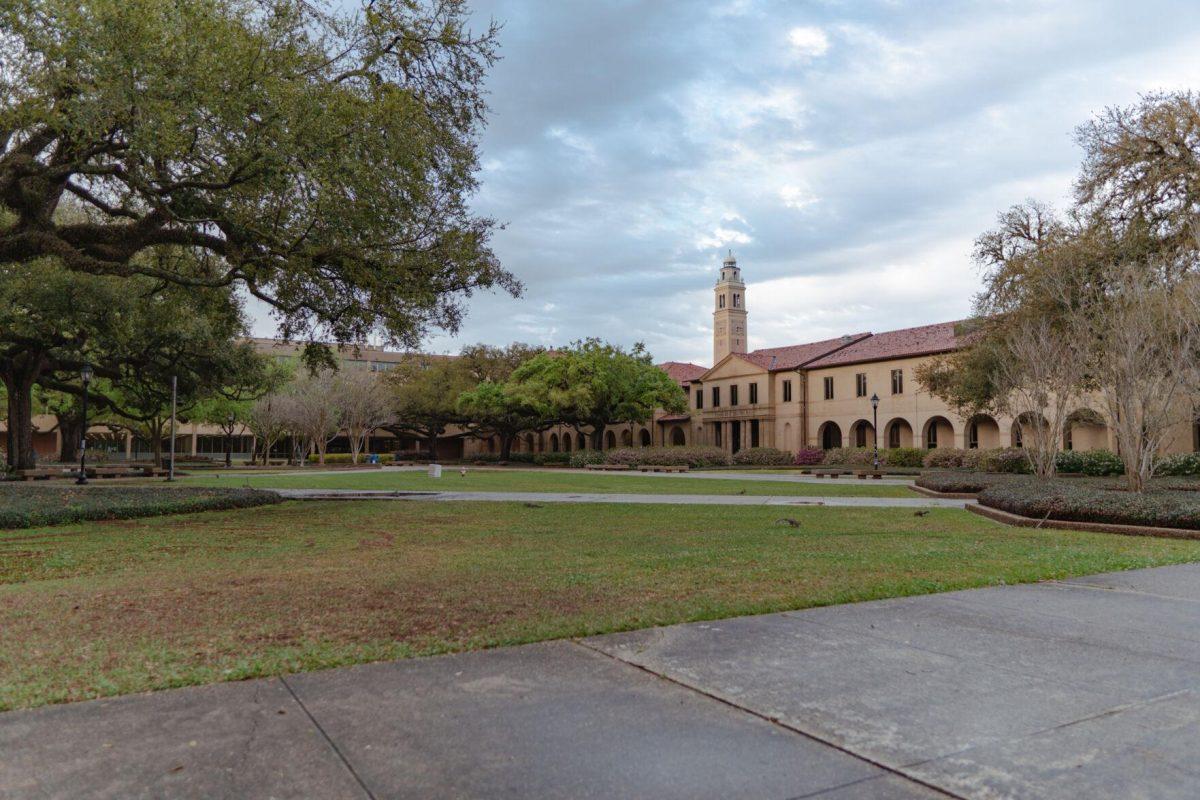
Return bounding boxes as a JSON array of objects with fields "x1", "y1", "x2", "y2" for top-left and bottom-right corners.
[
  {"x1": 978, "y1": 479, "x2": 1200, "y2": 531},
  {"x1": 1157, "y1": 453, "x2": 1200, "y2": 477},
  {"x1": 794, "y1": 446, "x2": 824, "y2": 466},
  {"x1": 732, "y1": 447, "x2": 793, "y2": 466},
  {"x1": 819, "y1": 447, "x2": 930, "y2": 469},
  {"x1": 569, "y1": 450, "x2": 605, "y2": 468},
  {"x1": 603, "y1": 446, "x2": 732, "y2": 468},
  {"x1": 306, "y1": 453, "x2": 396, "y2": 464},
  {"x1": 0, "y1": 485, "x2": 282, "y2": 529}
]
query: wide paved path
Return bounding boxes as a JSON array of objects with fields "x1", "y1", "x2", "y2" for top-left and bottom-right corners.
[
  {"x1": 5, "y1": 564, "x2": 1200, "y2": 799},
  {"x1": 274, "y1": 487, "x2": 969, "y2": 508}
]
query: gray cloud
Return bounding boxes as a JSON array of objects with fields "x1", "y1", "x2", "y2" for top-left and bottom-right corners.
[{"x1": 258, "y1": 0, "x2": 1200, "y2": 364}]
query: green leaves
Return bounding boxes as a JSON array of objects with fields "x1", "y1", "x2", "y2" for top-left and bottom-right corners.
[{"x1": 1, "y1": 0, "x2": 510, "y2": 346}]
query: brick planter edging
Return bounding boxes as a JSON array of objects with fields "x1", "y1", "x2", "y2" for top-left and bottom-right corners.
[
  {"x1": 968, "y1": 502, "x2": 1200, "y2": 541},
  {"x1": 909, "y1": 485, "x2": 979, "y2": 500}
]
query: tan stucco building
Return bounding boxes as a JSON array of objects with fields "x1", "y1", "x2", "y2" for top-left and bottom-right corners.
[{"x1": 642, "y1": 253, "x2": 1199, "y2": 458}]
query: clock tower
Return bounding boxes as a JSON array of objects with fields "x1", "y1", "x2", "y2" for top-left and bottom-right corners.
[{"x1": 713, "y1": 251, "x2": 748, "y2": 364}]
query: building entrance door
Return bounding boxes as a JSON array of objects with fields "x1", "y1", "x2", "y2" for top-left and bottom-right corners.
[{"x1": 731, "y1": 421, "x2": 741, "y2": 454}]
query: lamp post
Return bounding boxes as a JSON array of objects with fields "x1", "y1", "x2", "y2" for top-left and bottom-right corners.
[
  {"x1": 870, "y1": 393, "x2": 880, "y2": 472},
  {"x1": 76, "y1": 364, "x2": 93, "y2": 485},
  {"x1": 225, "y1": 413, "x2": 235, "y2": 468}
]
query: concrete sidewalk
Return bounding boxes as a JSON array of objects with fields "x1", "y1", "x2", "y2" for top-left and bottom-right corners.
[
  {"x1": 273, "y1": 487, "x2": 970, "y2": 508},
  {"x1": 5, "y1": 564, "x2": 1200, "y2": 799}
]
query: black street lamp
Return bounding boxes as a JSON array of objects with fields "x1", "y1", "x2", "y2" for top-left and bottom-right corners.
[
  {"x1": 870, "y1": 393, "x2": 880, "y2": 471},
  {"x1": 225, "y1": 413, "x2": 235, "y2": 468},
  {"x1": 76, "y1": 364, "x2": 93, "y2": 485}
]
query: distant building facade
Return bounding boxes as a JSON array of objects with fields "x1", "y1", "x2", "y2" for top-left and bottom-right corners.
[{"x1": 11, "y1": 255, "x2": 1199, "y2": 463}]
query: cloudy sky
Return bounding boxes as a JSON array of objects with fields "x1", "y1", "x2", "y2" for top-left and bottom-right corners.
[{"x1": 261, "y1": 0, "x2": 1200, "y2": 365}]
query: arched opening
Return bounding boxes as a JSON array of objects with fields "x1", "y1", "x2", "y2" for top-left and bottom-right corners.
[
  {"x1": 525, "y1": 434, "x2": 534, "y2": 453},
  {"x1": 1195, "y1": 418, "x2": 1200, "y2": 453},
  {"x1": 1012, "y1": 412, "x2": 1048, "y2": 449},
  {"x1": 819, "y1": 421, "x2": 843, "y2": 450},
  {"x1": 850, "y1": 419, "x2": 875, "y2": 449},
  {"x1": 563, "y1": 433, "x2": 572, "y2": 452},
  {"x1": 620, "y1": 429, "x2": 633, "y2": 447},
  {"x1": 884, "y1": 418, "x2": 914, "y2": 449},
  {"x1": 670, "y1": 426, "x2": 686, "y2": 446},
  {"x1": 639, "y1": 429, "x2": 651, "y2": 447},
  {"x1": 923, "y1": 416, "x2": 954, "y2": 449},
  {"x1": 486, "y1": 437, "x2": 495, "y2": 453},
  {"x1": 549, "y1": 433, "x2": 559, "y2": 452},
  {"x1": 966, "y1": 415, "x2": 1000, "y2": 449},
  {"x1": 1065, "y1": 408, "x2": 1107, "y2": 451},
  {"x1": 783, "y1": 422, "x2": 794, "y2": 451},
  {"x1": 605, "y1": 430, "x2": 617, "y2": 449}
]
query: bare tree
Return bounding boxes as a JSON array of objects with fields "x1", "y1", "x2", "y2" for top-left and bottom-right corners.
[
  {"x1": 246, "y1": 394, "x2": 290, "y2": 466},
  {"x1": 991, "y1": 316, "x2": 1086, "y2": 478},
  {"x1": 1082, "y1": 264, "x2": 1200, "y2": 492},
  {"x1": 336, "y1": 370, "x2": 395, "y2": 463},
  {"x1": 282, "y1": 371, "x2": 343, "y2": 466}
]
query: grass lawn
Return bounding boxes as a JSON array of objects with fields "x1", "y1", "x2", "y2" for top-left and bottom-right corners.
[
  {"x1": 175, "y1": 467, "x2": 914, "y2": 497},
  {"x1": 4, "y1": 500, "x2": 1200, "y2": 711}
]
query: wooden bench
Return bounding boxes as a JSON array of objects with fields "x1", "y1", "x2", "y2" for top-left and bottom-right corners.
[
  {"x1": 637, "y1": 465, "x2": 689, "y2": 473},
  {"x1": 14, "y1": 468, "x2": 69, "y2": 481},
  {"x1": 585, "y1": 464, "x2": 631, "y2": 471},
  {"x1": 855, "y1": 470, "x2": 884, "y2": 480},
  {"x1": 813, "y1": 469, "x2": 848, "y2": 478}
]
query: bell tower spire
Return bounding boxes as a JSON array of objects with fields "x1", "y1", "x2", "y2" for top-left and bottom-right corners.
[{"x1": 713, "y1": 250, "x2": 748, "y2": 364}]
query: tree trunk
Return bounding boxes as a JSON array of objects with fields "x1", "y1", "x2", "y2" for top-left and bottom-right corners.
[
  {"x1": 2, "y1": 364, "x2": 41, "y2": 470},
  {"x1": 426, "y1": 425, "x2": 440, "y2": 460},
  {"x1": 57, "y1": 411, "x2": 84, "y2": 464},
  {"x1": 151, "y1": 420, "x2": 165, "y2": 468}
]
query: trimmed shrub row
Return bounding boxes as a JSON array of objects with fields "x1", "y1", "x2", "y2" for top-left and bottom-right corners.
[
  {"x1": 978, "y1": 479, "x2": 1200, "y2": 531},
  {"x1": 0, "y1": 485, "x2": 282, "y2": 529},
  {"x1": 307, "y1": 453, "x2": 397, "y2": 464},
  {"x1": 733, "y1": 447, "x2": 794, "y2": 466},
  {"x1": 817, "y1": 447, "x2": 931, "y2": 469},
  {"x1": 599, "y1": 446, "x2": 733, "y2": 469}
]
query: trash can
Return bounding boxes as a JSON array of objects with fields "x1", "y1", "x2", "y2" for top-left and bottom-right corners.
[{"x1": 428, "y1": 463, "x2": 443, "y2": 478}]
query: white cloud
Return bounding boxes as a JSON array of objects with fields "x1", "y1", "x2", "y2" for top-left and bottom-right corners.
[
  {"x1": 787, "y1": 26, "x2": 830, "y2": 59},
  {"x1": 696, "y1": 227, "x2": 753, "y2": 250},
  {"x1": 779, "y1": 184, "x2": 819, "y2": 211}
]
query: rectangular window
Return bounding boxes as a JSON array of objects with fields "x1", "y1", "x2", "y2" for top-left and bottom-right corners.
[
  {"x1": 714, "y1": 423, "x2": 722, "y2": 447},
  {"x1": 730, "y1": 385, "x2": 739, "y2": 406},
  {"x1": 823, "y1": 376, "x2": 834, "y2": 400},
  {"x1": 889, "y1": 425, "x2": 900, "y2": 449},
  {"x1": 750, "y1": 419, "x2": 760, "y2": 448},
  {"x1": 782, "y1": 380, "x2": 792, "y2": 402},
  {"x1": 891, "y1": 369, "x2": 904, "y2": 395},
  {"x1": 733, "y1": 293, "x2": 741, "y2": 307},
  {"x1": 712, "y1": 386, "x2": 720, "y2": 407},
  {"x1": 718, "y1": 295, "x2": 726, "y2": 309},
  {"x1": 695, "y1": 389, "x2": 703, "y2": 409},
  {"x1": 856, "y1": 373, "x2": 867, "y2": 397},
  {"x1": 749, "y1": 383, "x2": 758, "y2": 404}
]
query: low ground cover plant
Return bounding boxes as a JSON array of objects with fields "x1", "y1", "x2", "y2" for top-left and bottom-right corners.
[
  {"x1": 978, "y1": 479, "x2": 1200, "y2": 531},
  {"x1": 0, "y1": 485, "x2": 281, "y2": 529}
]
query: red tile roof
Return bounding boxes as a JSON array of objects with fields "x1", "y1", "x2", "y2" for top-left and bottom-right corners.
[
  {"x1": 658, "y1": 361, "x2": 708, "y2": 384},
  {"x1": 740, "y1": 333, "x2": 872, "y2": 371},
  {"x1": 804, "y1": 321, "x2": 967, "y2": 368}
]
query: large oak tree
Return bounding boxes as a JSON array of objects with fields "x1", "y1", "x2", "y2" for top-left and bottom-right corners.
[{"x1": 0, "y1": 0, "x2": 514, "y2": 346}]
